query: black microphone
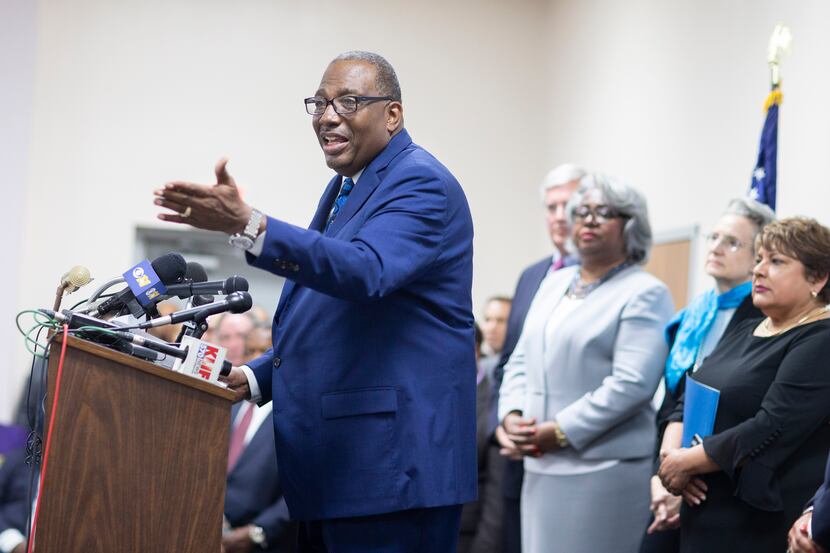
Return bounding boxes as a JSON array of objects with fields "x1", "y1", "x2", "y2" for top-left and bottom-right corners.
[
  {"x1": 176, "y1": 262, "x2": 214, "y2": 341},
  {"x1": 100, "y1": 329, "x2": 233, "y2": 376},
  {"x1": 41, "y1": 309, "x2": 233, "y2": 375},
  {"x1": 96, "y1": 253, "x2": 187, "y2": 318},
  {"x1": 41, "y1": 309, "x2": 165, "y2": 362},
  {"x1": 163, "y1": 275, "x2": 249, "y2": 300},
  {"x1": 138, "y1": 292, "x2": 253, "y2": 329}
]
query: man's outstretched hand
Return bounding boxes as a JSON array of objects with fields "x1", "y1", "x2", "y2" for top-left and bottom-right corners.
[{"x1": 154, "y1": 158, "x2": 253, "y2": 234}]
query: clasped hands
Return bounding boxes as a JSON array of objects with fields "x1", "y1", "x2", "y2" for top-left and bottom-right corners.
[
  {"x1": 657, "y1": 447, "x2": 708, "y2": 508},
  {"x1": 496, "y1": 412, "x2": 563, "y2": 460}
]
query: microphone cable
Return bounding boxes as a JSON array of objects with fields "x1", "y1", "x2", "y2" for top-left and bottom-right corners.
[{"x1": 26, "y1": 324, "x2": 69, "y2": 553}]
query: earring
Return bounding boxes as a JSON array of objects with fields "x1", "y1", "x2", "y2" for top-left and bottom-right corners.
[{"x1": 811, "y1": 290, "x2": 819, "y2": 299}]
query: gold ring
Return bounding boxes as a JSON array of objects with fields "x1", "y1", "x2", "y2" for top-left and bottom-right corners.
[{"x1": 181, "y1": 206, "x2": 192, "y2": 218}]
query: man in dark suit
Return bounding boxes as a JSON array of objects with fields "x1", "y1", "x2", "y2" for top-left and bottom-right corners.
[
  {"x1": 490, "y1": 164, "x2": 584, "y2": 553},
  {"x1": 224, "y1": 403, "x2": 293, "y2": 553},
  {"x1": 154, "y1": 51, "x2": 476, "y2": 552},
  {"x1": 788, "y1": 456, "x2": 830, "y2": 553},
  {"x1": 0, "y1": 448, "x2": 32, "y2": 553},
  {"x1": 218, "y1": 314, "x2": 294, "y2": 553}
]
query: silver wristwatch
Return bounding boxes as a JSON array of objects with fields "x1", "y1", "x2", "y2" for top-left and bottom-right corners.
[
  {"x1": 229, "y1": 209, "x2": 263, "y2": 250},
  {"x1": 248, "y1": 525, "x2": 267, "y2": 547}
]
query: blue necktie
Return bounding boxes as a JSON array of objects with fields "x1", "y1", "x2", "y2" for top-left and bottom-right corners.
[{"x1": 325, "y1": 177, "x2": 354, "y2": 232}]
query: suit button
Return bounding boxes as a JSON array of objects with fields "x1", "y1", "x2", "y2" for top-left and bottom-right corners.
[{"x1": 273, "y1": 357, "x2": 282, "y2": 368}]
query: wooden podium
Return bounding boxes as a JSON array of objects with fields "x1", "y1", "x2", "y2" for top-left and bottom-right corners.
[{"x1": 35, "y1": 334, "x2": 235, "y2": 552}]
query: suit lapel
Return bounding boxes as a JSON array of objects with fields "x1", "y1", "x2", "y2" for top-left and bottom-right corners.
[
  {"x1": 326, "y1": 129, "x2": 412, "y2": 236},
  {"x1": 274, "y1": 175, "x2": 341, "y2": 318}
]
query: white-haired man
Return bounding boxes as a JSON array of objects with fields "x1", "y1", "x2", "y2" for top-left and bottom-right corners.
[{"x1": 491, "y1": 163, "x2": 585, "y2": 553}]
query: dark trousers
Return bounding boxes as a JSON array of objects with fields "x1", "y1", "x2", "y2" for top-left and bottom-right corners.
[
  {"x1": 638, "y1": 515, "x2": 680, "y2": 553},
  {"x1": 502, "y1": 459, "x2": 523, "y2": 553},
  {"x1": 297, "y1": 504, "x2": 463, "y2": 553}
]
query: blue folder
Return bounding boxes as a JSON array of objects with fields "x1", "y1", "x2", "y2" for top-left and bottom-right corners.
[{"x1": 682, "y1": 375, "x2": 720, "y2": 448}]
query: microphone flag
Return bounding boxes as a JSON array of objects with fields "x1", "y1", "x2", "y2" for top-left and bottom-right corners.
[
  {"x1": 748, "y1": 88, "x2": 781, "y2": 211},
  {"x1": 173, "y1": 335, "x2": 227, "y2": 383},
  {"x1": 123, "y1": 260, "x2": 168, "y2": 307}
]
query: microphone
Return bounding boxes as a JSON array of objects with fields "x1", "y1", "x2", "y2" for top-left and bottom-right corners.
[
  {"x1": 182, "y1": 261, "x2": 214, "y2": 307},
  {"x1": 138, "y1": 292, "x2": 253, "y2": 329},
  {"x1": 106, "y1": 330, "x2": 233, "y2": 377},
  {"x1": 96, "y1": 253, "x2": 187, "y2": 319},
  {"x1": 163, "y1": 275, "x2": 249, "y2": 300},
  {"x1": 41, "y1": 309, "x2": 166, "y2": 362},
  {"x1": 53, "y1": 265, "x2": 92, "y2": 311},
  {"x1": 40, "y1": 309, "x2": 232, "y2": 376},
  {"x1": 176, "y1": 261, "x2": 214, "y2": 341}
]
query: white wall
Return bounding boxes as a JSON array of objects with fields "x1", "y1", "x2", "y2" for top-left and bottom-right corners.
[
  {"x1": 8, "y1": 0, "x2": 550, "y2": 421},
  {"x1": 544, "y1": 0, "x2": 830, "y2": 295},
  {"x1": 8, "y1": 0, "x2": 830, "y2": 423},
  {"x1": 2, "y1": 0, "x2": 37, "y2": 424}
]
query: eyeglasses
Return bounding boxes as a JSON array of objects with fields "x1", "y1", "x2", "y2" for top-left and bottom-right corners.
[
  {"x1": 572, "y1": 204, "x2": 624, "y2": 223},
  {"x1": 705, "y1": 232, "x2": 745, "y2": 253},
  {"x1": 304, "y1": 95, "x2": 393, "y2": 116}
]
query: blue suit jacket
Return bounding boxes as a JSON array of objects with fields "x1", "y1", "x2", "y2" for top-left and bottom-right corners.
[
  {"x1": 246, "y1": 129, "x2": 477, "y2": 521},
  {"x1": 225, "y1": 406, "x2": 293, "y2": 552}
]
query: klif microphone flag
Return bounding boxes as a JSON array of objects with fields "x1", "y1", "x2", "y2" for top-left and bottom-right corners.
[{"x1": 172, "y1": 335, "x2": 229, "y2": 383}]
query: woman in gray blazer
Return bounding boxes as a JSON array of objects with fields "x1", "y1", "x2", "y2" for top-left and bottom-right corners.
[{"x1": 498, "y1": 174, "x2": 674, "y2": 553}]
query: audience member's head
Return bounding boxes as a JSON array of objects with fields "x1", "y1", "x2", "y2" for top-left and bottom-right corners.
[
  {"x1": 569, "y1": 173, "x2": 652, "y2": 265},
  {"x1": 481, "y1": 296, "x2": 512, "y2": 356},
  {"x1": 753, "y1": 217, "x2": 830, "y2": 319},
  {"x1": 245, "y1": 325, "x2": 272, "y2": 362},
  {"x1": 215, "y1": 313, "x2": 256, "y2": 366},
  {"x1": 705, "y1": 197, "x2": 776, "y2": 293},
  {"x1": 248, "y1": 305, "x2": 271, "y2": 327},
  {"x1": 146, "y1": 299, "x2": 183, "y2": 342},
  {"x1": 540, "y1": 164, "x2": 586, "y2": 255}
]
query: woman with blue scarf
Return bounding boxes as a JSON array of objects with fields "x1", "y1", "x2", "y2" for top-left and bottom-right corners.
[{"x1": 639, "y1": 197, "x2": 774, "y2": 553}]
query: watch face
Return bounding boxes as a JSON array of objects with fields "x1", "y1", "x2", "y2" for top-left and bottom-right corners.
[
  {"x1": 229, "y1": 234, "x2": 254, "y2": 250},
  {"x1": 249, "y1": 526, "x2": 265, "y2": 545}
]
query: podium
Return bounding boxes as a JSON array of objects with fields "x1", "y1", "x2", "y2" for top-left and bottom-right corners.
[{"x1": 34, "y1": 334, "x2": 236, "y2": 552}]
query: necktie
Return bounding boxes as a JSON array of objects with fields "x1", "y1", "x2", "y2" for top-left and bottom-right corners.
[
  {"x1": 227, "y1": 403, "x2": 254, "y2": 473},
  {"x1": 325, "y1": 177, "x2": 355, "y2": 232},
  {"x1": 551, "y1": 256, "x2": 566, "y2": 272}
]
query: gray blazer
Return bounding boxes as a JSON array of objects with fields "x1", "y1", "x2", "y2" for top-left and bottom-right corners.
[{"x1": 498, "y1": 265, "x2": 674, "y2": 472}]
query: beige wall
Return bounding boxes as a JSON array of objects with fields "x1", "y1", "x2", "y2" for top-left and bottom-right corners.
[
  {"x1": 5, "y1": 0, "x2": 830, "y2": 422},
  {"x1": 6, "y1": 0, "x2": 551, "y2": 421},
  {"x1": 544, "y1": 0, "x2": 830, "y2": 294}
]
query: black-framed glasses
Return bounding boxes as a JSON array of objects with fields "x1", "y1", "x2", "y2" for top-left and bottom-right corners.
[
  {"x1": 705, "y1": 232, "x2": 745, "y2": 253},
  {"x1": 572, "y1": 204, "x2": 624, "y2": 223},
  {"x1": 304, "y1": 95, "x2": 393, "y2": 116}
]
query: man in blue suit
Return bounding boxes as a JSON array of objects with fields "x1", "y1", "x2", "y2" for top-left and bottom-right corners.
[
  {"x1": 154, "y1": 51, "x2": 476, "y2": 552},
  {"x1": 489, "y1": 164, "x2": 584, "y2": 553}
]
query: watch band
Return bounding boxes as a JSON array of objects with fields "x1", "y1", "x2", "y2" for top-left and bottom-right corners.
[
  {"x1": 552, "y1": 421, "x2": 569, "y2": 449},
  {"x1": 229, "y1": 209, "x2": 263, "y2": 249},
  {"x1": 242, "y1": 209, "x2": 263, "y2": 240}
]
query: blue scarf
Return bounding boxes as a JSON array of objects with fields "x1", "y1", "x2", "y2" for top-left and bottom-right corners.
[{"x1": 663, "y1": 281, "x2": 752, "y2": 394}]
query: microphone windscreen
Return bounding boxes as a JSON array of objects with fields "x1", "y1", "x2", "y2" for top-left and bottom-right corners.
[
  {"x1": 229, "y1": 292, "x2": 254, "y2": 313},
  {"x1": 62, "y1": 266, "x2": 92, "y2": 289},
  {"x1": 151, "y1": 252, "x2": 187, "y2": 285},
  {"x1": 185, "y1": 261, "x2": 209, "y2": 283}
]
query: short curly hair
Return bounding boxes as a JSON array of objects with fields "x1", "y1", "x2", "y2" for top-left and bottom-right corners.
[{"x1": 756, "y1": 217, "x2": 830, "y2": 303}]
